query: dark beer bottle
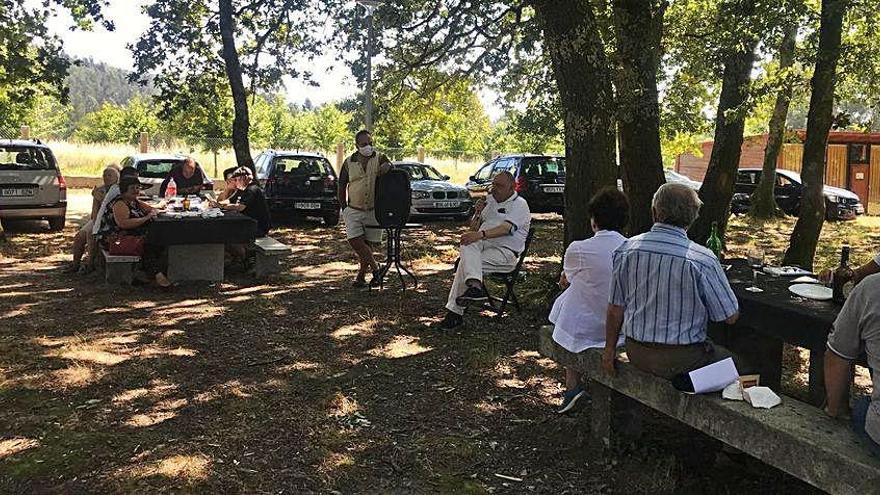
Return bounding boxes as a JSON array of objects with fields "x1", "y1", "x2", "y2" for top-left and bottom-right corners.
[{"x1": 832, "y1": 245, "x2": 853, "y2": 304}]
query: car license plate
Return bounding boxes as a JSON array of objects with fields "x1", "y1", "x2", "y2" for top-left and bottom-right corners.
[
  {"x1": 434, "y1": 201, "x2": 460, "y2": 208},
  {"x1": 0, "y1": 187, "x2": 35, "y2": 197},
  {"x1": 294, "y1": 202, "x2": 321, "y2": 210},
  {"x1": 543, "y1": 186, "x2": 564, "y2": 194}
]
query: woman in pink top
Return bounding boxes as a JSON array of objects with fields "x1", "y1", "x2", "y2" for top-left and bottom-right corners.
[{"x1": 549, "y1": 187, "x2": 630, "y2": 413}]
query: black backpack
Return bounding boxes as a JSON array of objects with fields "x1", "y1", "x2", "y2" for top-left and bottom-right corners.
[{"x1": 374, "y1": 168, "x2": 411, "y2": 228}]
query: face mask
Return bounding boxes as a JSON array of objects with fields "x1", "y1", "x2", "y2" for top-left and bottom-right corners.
[{"x1": 358, "y1": 145, "x2": 374, "y2": 157}]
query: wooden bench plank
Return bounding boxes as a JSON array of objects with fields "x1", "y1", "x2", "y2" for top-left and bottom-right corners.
[{"x1": 537, "y1": 325, "x2": 880, "y2": 495}]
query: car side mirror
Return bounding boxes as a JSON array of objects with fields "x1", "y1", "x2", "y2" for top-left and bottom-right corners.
[
  {"x1": 468, "y1": 176, "x2": 476, "y2": 182},
  {"x1": 442, "y1": 175, "x2": 450, "y2": 181}
]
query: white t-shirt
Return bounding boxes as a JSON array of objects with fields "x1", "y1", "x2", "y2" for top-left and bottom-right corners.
[
  {"x1": 480, "y1": 192, "x2": 531, "y2": 254},
  {"x1": 550, "y1": 230, "x2": 627, "y2": 353},
  {"x1": 92, "y1": 184, "x2": 121, "y2": 235}
]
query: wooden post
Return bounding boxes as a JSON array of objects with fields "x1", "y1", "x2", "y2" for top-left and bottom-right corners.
[
  {"x1": 417, "y1": 146, "x2": 426, "y2": 163},
  {"x1": 20, "y1": 125, "x2": 30, "y2": 140},
  {"x1": 336, "y1": 141, "x2": 345, "y2": 173},
  {"x1": 139, "y1": 132, "x2": 149, "y2": 153}
]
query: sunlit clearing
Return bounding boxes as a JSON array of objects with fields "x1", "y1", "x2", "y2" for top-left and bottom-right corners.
[
  {"x1": 0, "y1": 438, "x2": 39, "y2": 459},
  {"x1": 329, "y1": 392, "x2": 360, "y2": 417},
  {"x1": 319, "y1": 452, "x2": 354, "y2": 474},
  {"x1": 193, "y1": 380, "x2": 253, "y2": 404},
  {"x1": 512, "y1": 350, "x2": 559, "y2": 370},
  {"x1": 368, "y1": 335, "x2": 432, "y2": 359},
  {"x1": 126, "y1": 411, "x2": 178, "y2": 428},
  {"x1": 474, "y1": 400, "x2": 504, "y2": 414},
  {"x1": 331, "y1": 319, "x2": 378, "y2": 340},
  {"x1": 113, "y1": 380, "x2": 178, "y2": 404},
  {"x1": 221, "y1": 285, "x2": 271, "y2": 296},
  {"x1": 123, "y1": 454, "x2": 211, "y2": 481},
  {"x1": 53, "y1": 364, "x2": 106, "y2": 388},
  {"x1": 276, "y1": 361, "x2": 321, "y2": 373}
]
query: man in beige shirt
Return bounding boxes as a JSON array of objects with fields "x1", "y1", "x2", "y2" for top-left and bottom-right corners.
[{"x1": 337, "y1": 130, "x2": 391, "y2": 287}]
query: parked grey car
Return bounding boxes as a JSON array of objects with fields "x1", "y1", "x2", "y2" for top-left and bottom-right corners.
[
  {"x1": 394, "y1": 161, "x2": 473, "y2": 220},
  {"x1": 0, "y1": 140, "x2": 67, "y2": 231}
]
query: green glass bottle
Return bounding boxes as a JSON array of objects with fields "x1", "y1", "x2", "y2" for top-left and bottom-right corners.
[{"x1": 706, "y1": 221, "x2": 723, "y2": 259}]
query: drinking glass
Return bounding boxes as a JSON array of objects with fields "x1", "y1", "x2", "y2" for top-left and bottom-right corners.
[{"x1": 747, "y1": 247, "x2": 764, "y2": 285}]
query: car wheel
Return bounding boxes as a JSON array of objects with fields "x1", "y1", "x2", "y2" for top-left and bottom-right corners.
[
  {"x1": 323, "y1": 213, "x2": 340, "y2": 227},
  {"x1": 0, "y1": 219, "x2": 17, "y2": 232},
  {"x1": 48, "y1": 216, "x2": 66, "y2": 231}
]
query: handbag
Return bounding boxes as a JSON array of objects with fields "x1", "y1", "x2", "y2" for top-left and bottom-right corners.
[{"x1": 107, "y1": 234, "x2": 145, "y2": 257}]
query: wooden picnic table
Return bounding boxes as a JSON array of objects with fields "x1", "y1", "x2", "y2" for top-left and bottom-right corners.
[{"x1": 711, "y1": 258, "x2": 841, "y2": 405}]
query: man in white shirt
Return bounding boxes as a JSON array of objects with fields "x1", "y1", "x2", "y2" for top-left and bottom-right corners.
[{"x1": 439, "y1": 171, "x2": 531, "y2": 329}]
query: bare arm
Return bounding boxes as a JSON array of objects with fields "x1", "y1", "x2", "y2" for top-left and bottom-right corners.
[
  {"x1": 725, "y1": 312, "x2": 740, "y2": 325},
  {"x1": 337, "y1": 163, "x2": 349, "y2": 208},
  {"x1": 824, "y1": 349, "x2": 853, "y2": 418},
  {"x1": 853, "y1": 260, "x2": 880, "y2": 285},
  {"x1": 602, "y1": 304, "x2": 625, "y2": 375},
  {"x1": 112, "y1": 202, "x2": 154, "y2": 230}
]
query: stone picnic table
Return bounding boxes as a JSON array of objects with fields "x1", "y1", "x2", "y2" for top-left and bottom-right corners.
[
  {"x1": 146, "y1": 210, "x2": 257, "y2": 282},
  {"x1": 712, "y1": 258, "x2": 843, "y2": 405}
]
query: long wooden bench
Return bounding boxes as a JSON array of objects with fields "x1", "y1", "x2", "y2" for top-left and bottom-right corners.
[
  {"x1": 537, "y1": 325, "x2": 880, "y2": 495},
  {"x1": 252, "y1": 237, "x2": 291, "y2": 277},
  {"x1": 101, "y1": 249, "x2": 141, "y2": 285}
]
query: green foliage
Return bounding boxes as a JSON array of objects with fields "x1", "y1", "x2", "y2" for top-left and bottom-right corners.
[
  {"x1": 73, "y1": 96, "x2": 160, "y2": 145},
  {"x1": 0, "y1": 1, "x2": 109, "y2": 124},
  {"x1": 374, "y1": 73, "x2": 491, "y2": 155}
]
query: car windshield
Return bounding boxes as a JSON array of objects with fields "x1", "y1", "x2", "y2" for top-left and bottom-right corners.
[
  {"x1": 136, "y1": 159, "x2": 184, "y2": 179},
  {"x1": 0, "y1": 146, "x2": 56, "y2": 171},
  {"x1": 274, "y1": 157, "x2": 332, "y2": 176},
  {"x1": 401, "y1": 164, "x2": 445, "y2": 181},
  {"x1": 521, "y1": 156, "x2": 565, "y2": 178},
  {"x1": 665, "y1": 170, "x2": 689, "y2": 182}
]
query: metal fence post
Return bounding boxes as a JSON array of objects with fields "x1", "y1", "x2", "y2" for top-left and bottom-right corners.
[{"x1": 20, "y1": 126, "x2": 30, "y2": 140}]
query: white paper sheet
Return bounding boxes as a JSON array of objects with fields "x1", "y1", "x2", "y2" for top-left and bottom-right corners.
[{"x1": 688, "y1": 357, "x2": 739, "y2": 394}]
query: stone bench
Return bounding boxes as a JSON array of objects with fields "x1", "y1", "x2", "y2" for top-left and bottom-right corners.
[
  {"x1": 101, "y1": 249, "x2": 141, "y2": 285},
  {"x1": 252, "y1": 237, "x2": 291, "y2": 277},
  {"x1": 537, "y1": 325, "x2": 880, "y2": 495}
]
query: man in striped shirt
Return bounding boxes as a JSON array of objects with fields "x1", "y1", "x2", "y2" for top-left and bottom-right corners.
[{"x1": 602, "y1": 183, "x2": 741, "y2": 379}]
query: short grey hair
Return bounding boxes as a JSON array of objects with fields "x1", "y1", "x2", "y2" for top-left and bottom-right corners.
[
  {"x1": 102, "y1": 165, "x2": 120, "y2": 186},
  {"x1": 652, "y1": 182, "x2": 702, "y2": 228}
]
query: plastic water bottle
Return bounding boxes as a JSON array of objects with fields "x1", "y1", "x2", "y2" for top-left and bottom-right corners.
[{"x1": 165, "y1": 177, "x2": 177, "y2": 198}]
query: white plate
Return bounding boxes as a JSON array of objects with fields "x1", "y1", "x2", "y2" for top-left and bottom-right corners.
[
  {"x1": 788, "y1": 283, "x2": 833, "y2": 301},
  {"x1": 764, "y1": 266, "x2": 813, "y2": 277}
]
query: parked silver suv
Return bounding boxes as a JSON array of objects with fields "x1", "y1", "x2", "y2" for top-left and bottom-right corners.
[{"x1": 0, "y1": 140, "x2": 67, "y2": 231}]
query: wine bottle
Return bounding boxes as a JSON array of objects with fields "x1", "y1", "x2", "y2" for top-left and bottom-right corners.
[
  {"x1": 832, "y1": 245, "x2": 853, "y2": 304},
  {"x1": 706, "y1": 221, "x2": 723, "y2": 259}
]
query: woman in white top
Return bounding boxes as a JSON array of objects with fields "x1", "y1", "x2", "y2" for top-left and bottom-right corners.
[{"x1": 550, "y1": 187, "x2": 629, "y2": 413}]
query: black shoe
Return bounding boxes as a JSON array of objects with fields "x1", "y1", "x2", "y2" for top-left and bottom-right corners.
[
  {"x1": 456, "y1": 285, "x2": 488, "y2": 306},
  {"x1": 438, "y1": 311, "x2": 463, "y2": 329}
]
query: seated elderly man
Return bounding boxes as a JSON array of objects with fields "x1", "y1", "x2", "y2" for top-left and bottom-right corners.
[
  {"x1": 439, "y1": 171, "x2": 531, "y2": 329},
  {"x1": 825, "y1": 274, "x2": 880, "y2": 457},
  {"x1": 602, "y1": 182, "x2": 740, "y2": 379},
  {"x1": 66, "y1": 164, "x2": 120, "y2": 273}
]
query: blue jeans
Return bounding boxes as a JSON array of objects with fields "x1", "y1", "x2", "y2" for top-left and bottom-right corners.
[{"x1": 852, "y1": 396, "x2": 880, "y2": 457}]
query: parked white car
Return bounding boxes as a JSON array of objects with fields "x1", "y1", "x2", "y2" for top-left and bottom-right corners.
[{"x1": 0, "y1": 140, "x2": 67, "y2": 231}]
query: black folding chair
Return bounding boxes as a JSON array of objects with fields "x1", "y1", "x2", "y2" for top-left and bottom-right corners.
[{"x1": 455, "y1": 229, "x2": 535, "y2": 318}]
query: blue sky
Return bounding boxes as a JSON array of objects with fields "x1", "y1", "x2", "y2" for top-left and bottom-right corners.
[{"x1": 44, "y1": 1, "x2": 502, "y2": 119}]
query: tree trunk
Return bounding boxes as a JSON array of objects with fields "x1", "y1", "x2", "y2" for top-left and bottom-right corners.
[
  {"x1": 688, "y1": 6, "x2": 758, "y2": 245},
  {"x1": 533, "y1": 0, "x2": 618, "y2": 245},
  {"x1": 783, "y1": 0, "x2": 847, "y2": 269},
  {"x1": 612, "y1": 0, "x2": 667, "y2": 235},
  {"x1": 219, "y1": 0, "x2": 255, "y2": 173},
  {"x1": 750, "y1": 25, "x2": 798, "y2": 219}
]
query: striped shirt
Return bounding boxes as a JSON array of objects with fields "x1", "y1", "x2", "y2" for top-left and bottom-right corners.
[{"x1": 609, "y1": 223, "x2": 738, "y2": 345}]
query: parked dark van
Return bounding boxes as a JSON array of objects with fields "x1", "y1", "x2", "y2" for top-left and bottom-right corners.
[
  {"x1": 254, "y1": 150, "x2": 340, "y2": 226},
  {"x1": 466, "y1": 154, "x2": 565, "y2": 214}
]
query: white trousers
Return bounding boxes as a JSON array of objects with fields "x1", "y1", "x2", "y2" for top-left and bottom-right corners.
[{"x1": 445, "y1": 240, "x2": 518, "y2": 315}]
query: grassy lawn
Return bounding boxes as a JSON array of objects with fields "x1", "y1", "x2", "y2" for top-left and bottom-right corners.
[
  {"x1": 1, "y1": 196, "x2": 874, "y2": 493},
  {"x1": 47, "y1": 140, "x2": 483, "y2": 185}
]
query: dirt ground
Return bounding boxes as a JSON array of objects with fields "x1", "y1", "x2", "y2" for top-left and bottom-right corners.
[{"x1": 0, "y1": 190, "x2": 870, "y2": 493}]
